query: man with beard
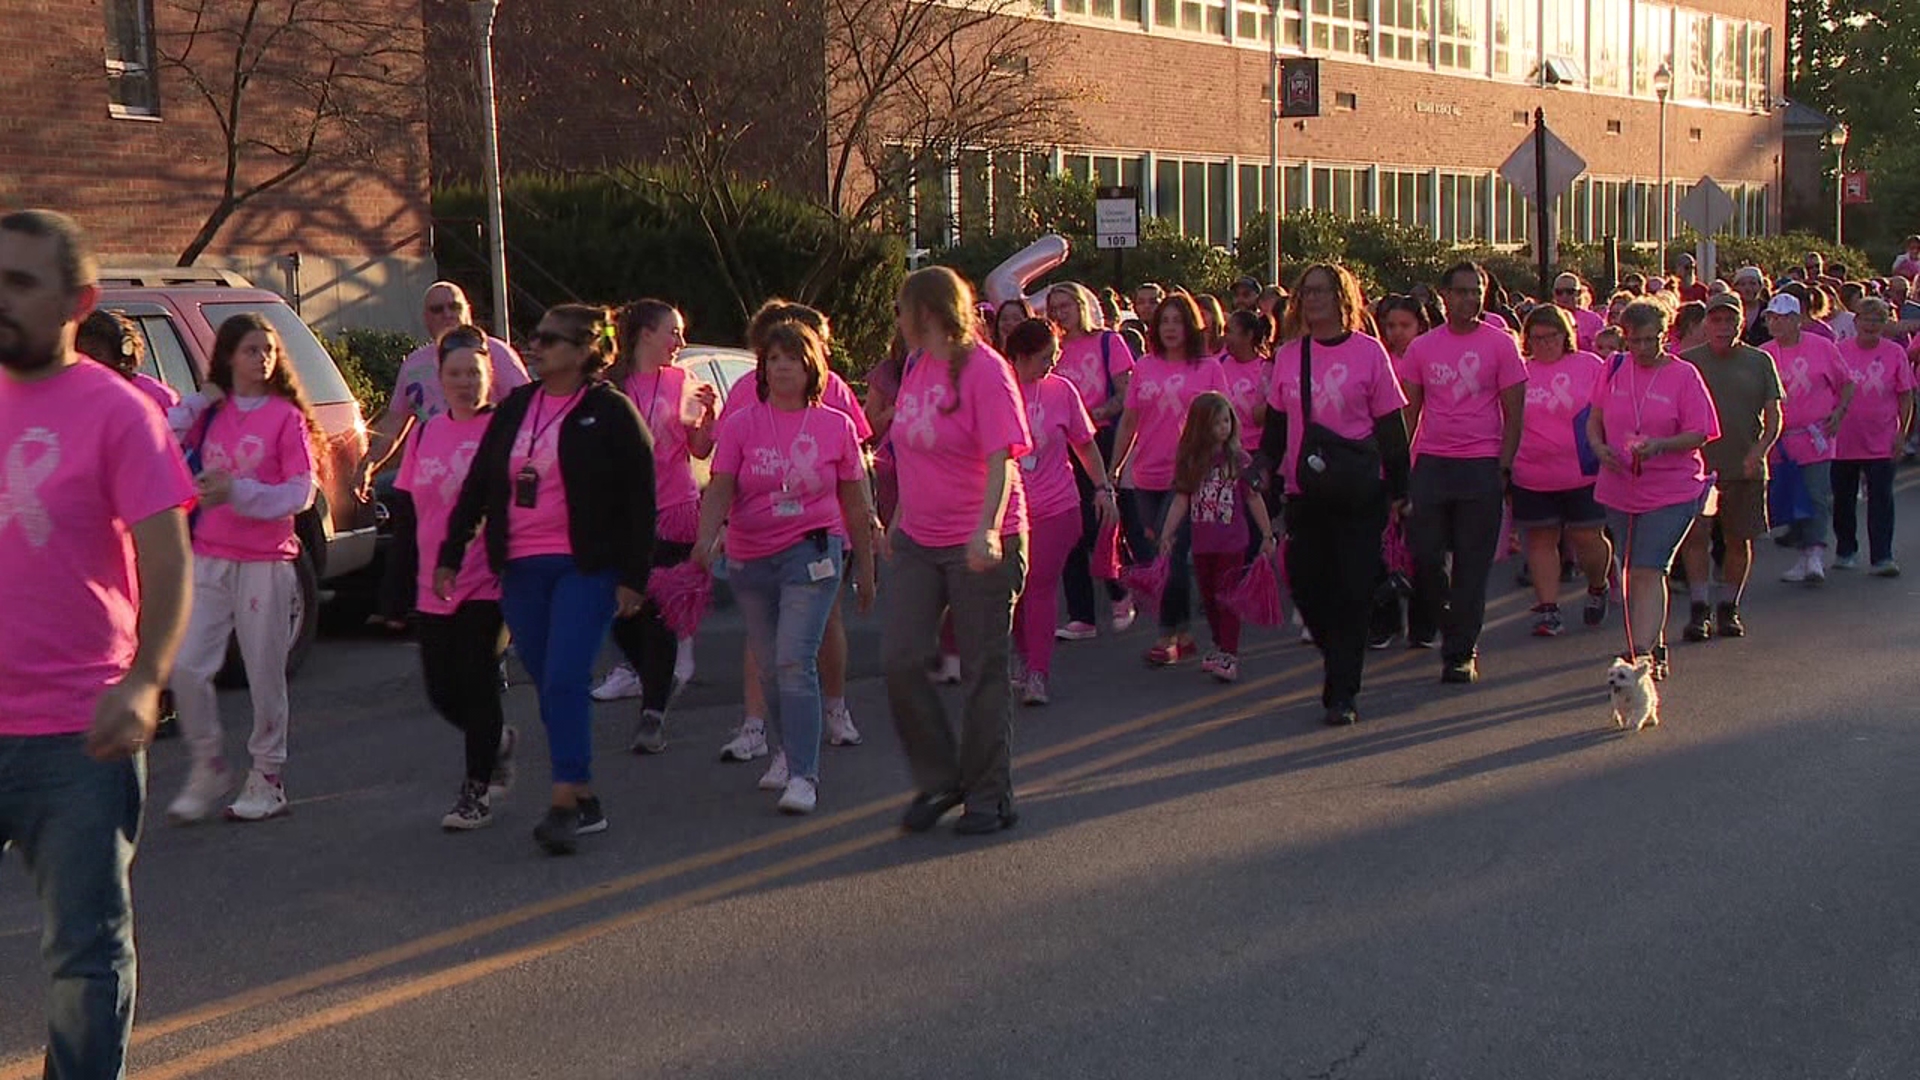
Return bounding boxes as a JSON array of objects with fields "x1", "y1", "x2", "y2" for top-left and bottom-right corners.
[{"x1": 0, "y1": 209, "x2": 195, "y2": 1079}]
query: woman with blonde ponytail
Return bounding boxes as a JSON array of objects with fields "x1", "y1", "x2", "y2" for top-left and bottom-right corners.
[{"x1": 886, "y1": 267, "x2": 1033, "y2": 836}]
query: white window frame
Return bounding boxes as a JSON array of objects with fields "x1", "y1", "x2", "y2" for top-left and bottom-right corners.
[{"x1": 104, "y1": 0, "x2": 160, "y2": 119}]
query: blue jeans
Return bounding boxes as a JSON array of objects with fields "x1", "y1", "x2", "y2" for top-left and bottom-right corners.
[
  {"x1": 1786, "y1": 460, "x2": 1835, "y2": 551},
  {"x1": 729, "y1": 536, "x2": 844, "y2": 782},
  {"x1": 1129, "y1": 487, "x2": 1193, "y2": 633},
  {"x1": 500, "y1": 556, "x2": 618, "y2": 785},
  {"x1": 0, "y1": 735, "x2": 143, "y2": 1080},
  {"x1": 1831, "y1": 459, "x2": 1896, "y2": 564}
]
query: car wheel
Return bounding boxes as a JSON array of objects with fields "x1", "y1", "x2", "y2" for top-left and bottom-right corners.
[{"x1": 213, "y1": 549, "x2": 321, "y2": 687}]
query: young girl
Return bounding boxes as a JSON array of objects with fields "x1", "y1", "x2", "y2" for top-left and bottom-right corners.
[
  {"x1": 1159, "y1": 393, "x2": 1276, "y2": 684},
  {"x1": 1005, "y1": 317, "x2": 1117, "y2": 706},
  {"x1": 401, "y1": 326, "x2": 516, "y2": 830},
  {"x1": 166, "y1": 313, "x2": 321, "y2": 824}
]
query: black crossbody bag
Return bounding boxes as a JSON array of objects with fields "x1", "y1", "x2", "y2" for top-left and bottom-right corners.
[{"x1": 1295, "y1": 335, "x2": 1383, "y2": 511}]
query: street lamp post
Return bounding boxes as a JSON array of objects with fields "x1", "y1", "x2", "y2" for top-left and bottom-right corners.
[
  {"x1": 1267, "y1": 0, "x2": 1281, "y2": 287},
  {"x1": 1833, "y1": 123, "x2": 1849, "y2": 247},
  {"x1": 471, "y1": 0, "x2": 510, "y2": 343},
  {"x1": 1653, "y1": 63, "x2": 1671, "y2": 279}
]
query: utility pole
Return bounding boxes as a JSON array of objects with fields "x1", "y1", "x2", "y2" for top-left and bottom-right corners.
[
  {"x1": 471, "y1": 0, "x2": 510, "y2": 341},
  {"x1": 1267, "y1": 0, "x2": 1282, "y2": 286}
]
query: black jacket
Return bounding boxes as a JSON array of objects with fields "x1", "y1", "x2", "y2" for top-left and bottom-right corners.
[{"x1": 439, "y1": 380, "x2": 656, "y2": 592}]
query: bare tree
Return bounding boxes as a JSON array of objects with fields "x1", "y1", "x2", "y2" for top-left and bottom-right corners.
[{"x1": 157, "y1": 0, "x2": 421, "y2": 265}]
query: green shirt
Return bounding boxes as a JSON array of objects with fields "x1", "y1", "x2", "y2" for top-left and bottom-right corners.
[{"x1": 1681, "y1": 343, "x2": 1783, "y2": 478}]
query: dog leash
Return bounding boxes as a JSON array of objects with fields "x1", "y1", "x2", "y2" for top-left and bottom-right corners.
[{"x1": 1616, "y1": 514, "x2": 1637, "y2": 660}]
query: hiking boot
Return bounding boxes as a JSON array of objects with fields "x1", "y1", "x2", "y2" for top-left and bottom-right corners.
[
  {"x1": 1716, "y1": 602, "x2": 1746, "y2": 639},
  {"x1": 1682, "y1": 601, "x2": 1713, "y2": 642}
]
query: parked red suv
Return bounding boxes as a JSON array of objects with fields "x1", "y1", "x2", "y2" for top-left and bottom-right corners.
[{"x1": 96, "y1": 267, "x2": 375, "y2": 674}]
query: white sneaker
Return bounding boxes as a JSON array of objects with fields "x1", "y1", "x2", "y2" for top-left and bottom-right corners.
[
  {"x1": 1109, "y1": 598, "x2": 1137, "y2": 633},
  {"x1": 1832, "y1": 553, "x2": 1859, "y2": 570},
  {"x1": 933, "y1": 654, "x2": 962, "y2": 684},
  {"x1": 1806, "y1": 548, "x2": 1827, "y2": 583},
  {"x1": 224, "y1": 770, "x2": 289, "y2": 822},
  {"x1": 758, "y1": 753, "x2": 790, "y2": 791},
  {"x1": 1780, "y1": 554, "x2": 1811, "y2": 583},
  {"x1": 166, "y1": 759, "x2": 234, "y2": 825},
  {"x1": 777, "y1": 776, "x2": 817, "y2": 815},
  {"x1": 591, "y1": 664, "x2": 643, "y2": 702},
  {"x1": 1055, "y1": 621, "x2": 1098, "y2": 641},
  {"x1": 720, "y1": 720, "x2": 769, "y2": 762},
  {"x1": 1022, "y1": 671, "x2": 1050, "y2": 706},
  {"x1": 1871, "y1": 559, "x2": 1902, "y2": 578},
  {"x1": 824, "y1": 702, "x2": 862, "y2": 746},
  {"x1": 673, "y1": 637, "x2": 696, "y2": 686}
]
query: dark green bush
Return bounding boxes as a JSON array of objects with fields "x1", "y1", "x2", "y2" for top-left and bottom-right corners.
[{"x1": 323, "y1": 328, "x2": 419, "y2": 419}]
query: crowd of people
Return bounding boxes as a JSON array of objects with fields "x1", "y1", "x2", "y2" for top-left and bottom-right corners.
[{"x1": 8, "y1": 203, "x2": 1920, "y2": 1078}]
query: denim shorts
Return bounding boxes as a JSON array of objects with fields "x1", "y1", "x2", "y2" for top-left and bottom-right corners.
[{"x1": 1605, "y1": 497, "x2": 1704, "y2": 572}]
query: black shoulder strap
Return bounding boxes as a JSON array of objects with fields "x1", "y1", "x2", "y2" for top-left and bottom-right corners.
[{"x1": 1299, "y1": 335, "x2": 1314, "y2": 427}]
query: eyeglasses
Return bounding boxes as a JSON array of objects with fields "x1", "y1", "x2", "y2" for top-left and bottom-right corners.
[{"x1": 529, "y1": 329, "x2": 582, "y2": 347}]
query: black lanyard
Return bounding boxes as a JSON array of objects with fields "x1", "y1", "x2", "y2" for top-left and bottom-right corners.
[{"x1": 527, "y1": 385, "x2": 585, "y2": 456}]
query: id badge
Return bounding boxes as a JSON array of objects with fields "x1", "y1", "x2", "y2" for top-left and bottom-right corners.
[
  {"x1": 1809, "y1": 425, "x2": 1830, "y2": 455},
  {"x1": 1020, "y1": 454, "x2": 1037, "y2": 472},
  {"x1": 773, "y1": 498, "x2": 804, "y2": 518},
  {"x1": 514, "y1": 465, "x2": 540, "y2": 508},
  {"x1": 806, "y1": 557, "x2": 837, "y2": 582}
]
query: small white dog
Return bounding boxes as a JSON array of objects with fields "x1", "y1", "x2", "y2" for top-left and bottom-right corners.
[{"x1": 1607, "y1": 656, "x2": 1660, "y2": 732}]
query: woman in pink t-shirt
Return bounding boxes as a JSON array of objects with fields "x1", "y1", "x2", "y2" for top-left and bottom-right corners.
[
  {"x1": 1761, "y1": 294, "x2": 1856, "y2": 581},
  {"x1": 1258, "y1": 264, "x2": 1410, "y2": 725},
  {"x1": 1043, "y1": 282, "x2": 1135, "y2": 640},
  {"x1": 1109, "y1": 293, "x2": 1231, "y2": 664},
  {"x1": 166, "y1": 313, "x2": 321, "y2": 825},
  {"x1": 596, "y1": 300, "x2": 718, "y2": 754},
  {"x1": 396, "y1": 326, "x2": 514, "y2": 830},
  {"x1": 1196, "y1": 293, "x2": 1229, "y2": 357},
  {"x1": 1221, "y1": 309, "x2": 1273, "y2": 452},
  {"x1": 1003, "y1": 318, "x2": 1117, "y2": 707},
  {"x1": 991, "y1": 298, "x2": 1036, "y2": 355},
  {"x1": 695, "y1": 320, "x2": 875, "y2": 816},
  {"x1": 1512, "y1": 304, "x2": 1614, "y2": 638},
  {"x1": 1831, "y1": 299, "x2": 1915, "y2": 573},
  {"x1": 76, "y1": 309, "x2": 182, "y2": 416},
  {"x1": 1586, "y1": 301, "x2": 1721, "y2": 680},
  {"x1": 886, "y1": 267, "x2": 1033, "y2": 836}
]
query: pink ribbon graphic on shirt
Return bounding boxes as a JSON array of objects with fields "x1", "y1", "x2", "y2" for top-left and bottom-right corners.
[
  {"x1": 1788, "y1": 356, "x2": 1812, "y2": 397},
  {"x1": 230, "y1": 434, "x2": 266, "y2": 479},
  {"x1": 1550, "y1": 371, "x2": 1577, "y2": 412},
  {"x1": 1861, "y1": 361, "x2": 1886, "y2": 395},
  {"x1": 1026, "y1": 399, "x2": 1049, "y2": 454},
  {"x1": 0, "y1": 428, "x2": 60, "y2": 550},
  {"x1": 787, "y1": 432, "x2": 822, "y2": 492},
  {"x1": 1156, "y1": 373, "x2": 1188, "y2": 418},
  {"x1": 1453, "y1": 354, "x2": 1484, "y2": 401},
  {"x1": 443, "y1": 441, "x2": 478, "y2": 502},
  {"x1": 1315, "y1": 363, "x2": 1350, "y2": 415}
]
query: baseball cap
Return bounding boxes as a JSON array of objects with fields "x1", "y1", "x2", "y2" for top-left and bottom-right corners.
[
  {"x1": 1233, "y1": 275, "x2": 1261, "y2": 292},
  {"x1": 1733, "y1": 265, "x2": 1765, "y2": 286},
  {"x1": 1704, "y1": 293, "x2": 1743, "y2": 315},
  {"x1": 1764, "y1": 294, "x2": 1802, "y2": 317}
]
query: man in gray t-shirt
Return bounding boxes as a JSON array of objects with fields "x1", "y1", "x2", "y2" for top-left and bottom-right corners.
[{"x1": 1677, "y1": 294, "x2": 1783, "y2": 640}]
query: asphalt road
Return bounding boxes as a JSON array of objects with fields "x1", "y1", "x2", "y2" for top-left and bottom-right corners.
[{"x1": 7, "y1": 476, "x2": 1920, "y2": 1080}]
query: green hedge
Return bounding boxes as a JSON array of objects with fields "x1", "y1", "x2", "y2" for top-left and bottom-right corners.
[
  {"x1": 323, "y1": 328, "x2": 418, "y2": 420},
  {"x1": 434, "y1": 171, "x2": 904, "y2": 377}
]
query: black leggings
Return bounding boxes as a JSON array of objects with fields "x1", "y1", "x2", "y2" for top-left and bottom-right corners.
[
  {"x1": 417, "y1": 601, "x2": 508, "y2": 785},
  {"x1": 611, "y1": 540, "x2": 695, "y2": 713},
  {"x1": 1063, "y1": 425, "x2": 1129, "y2": 624}
]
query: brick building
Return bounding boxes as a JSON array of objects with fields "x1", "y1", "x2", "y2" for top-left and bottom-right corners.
[{"x1": 0, "y1": 0, "x2": 436, "y2": 333}]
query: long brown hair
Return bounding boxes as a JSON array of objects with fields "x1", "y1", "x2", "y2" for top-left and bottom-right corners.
[
  {"x1": 1150, "y1": 293, "x2": 1209, "y2": 363},
  {"x1": 1171, "y1": 392, "x2": 1238, "y2": 495},
  {"x1": 899, "y1": 266, "x2": 978, "y2": 414},
  {"x1": 208, "y1": 313, "x2": 325, "y2": 468},
  {"x1": 1282, "y1": 263, "x2": 1371, "y2": 341}
]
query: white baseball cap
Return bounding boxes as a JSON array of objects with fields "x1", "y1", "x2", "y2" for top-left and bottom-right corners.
[{"x1": 1765, "y1": 294, "x2": 1802, "y2": 317}]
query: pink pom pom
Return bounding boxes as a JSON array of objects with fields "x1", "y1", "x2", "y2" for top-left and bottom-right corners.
[
  {"x1": 645, "y1": 560, "x2": 714, "y2": 637},
  {"x1": 1091, "y1": 520, "x2": 1124, "y2": 581},
  {"x1": 1381, "y1": 516, "x2": 1414, "y2": 577},
  {"x1": 1119, "y1": 553, "x2": 1170, "y2": 610},
  {"x1": 1225, "y1": 551, "x2": 1287, "y2": 626}
]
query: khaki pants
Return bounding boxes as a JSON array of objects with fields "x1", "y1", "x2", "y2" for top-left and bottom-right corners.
[
  {"x1": 170, "y1": 557, "x2": 297, "y2": 775},
  {"x1": 883, "y1": 532, "x2": 1027, "y2": 812}
]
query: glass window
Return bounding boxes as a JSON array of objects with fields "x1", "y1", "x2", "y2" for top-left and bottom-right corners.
[
  {"x1": 1309, "y1": 0, "x2": 1371, "y2": 56},
  {"x1": 1182, "y1": 161, "x2": 1208, "y2": 237},
  {"x1": 1239, "y1": 162, "x2": 1270, "y2": 226},
  {"x1": 1677, "y1": 10, "x2": 1711, "y2": 101},
  {"x1": 1379, "y1": 169, "x2": 1427, "y2": 230},
  {"x1": 1154, "y1": 0, "x2": 1177, "y2": 26},
  {"x1": 914, "y1": 163, "x2": 953, "y2": 248},
  {"x1": 1544, "y1": 0, "x2": 1584, "y2": 64},
  {"x1": 1236, "y1": 0, "x2": 1304, "y2": 46},
  {"x1": 1437, "y1": 173, "x2": 1487, "y2": 243},
  {"x1": 1064, "y1": 154, "x2": 1092, "y2": 183},
  {"x1": 131, "y1": 315, "x2": 198, "y2": 392},
  {"x1": 959, "y1": 151, "x2": 991, "y2": 242},
  {"x1": 1631, "y1": 2, "x2": 1672, "y2": 97},
  {"x1": 1119, "y1": 155, "x2": 1145, "y2": 193},
  {"x1": 1746, "y1": 24, "x2": 1771, "y2": 111},
  {"x1": 1571, "y1": 180, "x2": 1592, "y2": 242},
  {"x1": 104, "y1": 0, "x2": 159, "y2": 116},
  {"x1": 1589, "y1": 0, "x2": 1629, "y2": 92},
  {"x1": 1435, "y1": 0, "x2": 1480, "y2": 70},
  {"x1": 1493, "y1": 177, "x2": 1532, "y2": 245},
  {"x1": 1285, "y1": 164, "x2": 1309, "y2": 213},
  {"x1": 1312, "y1": 165, "x2": 1366, "y2": 219},
  {"x1": 993, "y1": 152, "x2": 1026, "y2": 235},
  {"x1": 1491, "y1": 0, "x2": 1539, "y2": 81},
  {"x1": 1207, "y1": 162, "x2": 1231, "y2": 244},
  {"x1": 1094, "y1": 155, "x2": 1122, "y2": 187},
  {"x1": 1376, "y1": 0, "x2": 1428, "y2": 64},
  {"x1": 200, "y1": 302, "x2": 354, "y2": 406},
  {"x1": 1713, "y1": 17, "x2": 1744, "y2": 106},
  {"x1": 1156, "y1": 160, "x2": 1181, "y2": 221}
]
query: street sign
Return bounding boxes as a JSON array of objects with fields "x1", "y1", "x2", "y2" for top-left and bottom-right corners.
[
  {"x1": 1842, "y1": 171, "x2": 1871, "y2": 206},
  {"x1": 1280, "y1": 58, "x2": 1320, "y2": 118},
  {"x1": 1675, "y1": 176, "x2": 1737, "y2": 235},
  {"x1": 1499, "y1": 128, "x2": 1586, "y2": 204},
  {"x1": 1095, "y1": 186, "x2": 1139, "y2": 250}
]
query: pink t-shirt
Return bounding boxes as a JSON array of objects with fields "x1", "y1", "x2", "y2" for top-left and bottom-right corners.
[
  {"x1": 625, "y1": 365, "x2": 710, "y2": 540},
  {"x1": 1802, "y1": 320, "x2": 1837, "y2": 342},
  {"x1": 1268, "y1": 334, "x2": 1408, "y2": 497},
  {"x1": 392, "y1": 337, "x2": 529, "y2": 424},
  {"x1": 192, "y1": 396, "x2": 314, "y2": 562},
  {"x1": 1589, "y1": 357, "x2": 1720, "y2": 514},
  {"x1": 1123, "y1": 353, "x2": 1230, "y2": 491},
  {"x1": 714, "y1": 401, "x2": 864, "y2": 562},
  {"x1": 1562, "y1": 306, "x2": 1606, "y2": 353},
  {"x1": 130, "y1": 372, "x2": 181, "y2": 414},
  {"x1": 1836, "y1": 337, "x2": 1916, "y2": 461},
  {"x1": 724, "y1": 369, "x2": 873, "y2": 443},
  {"x1": 892, "y1": 344, "x2": 1033, "y2": 547},
  {"x1": 0, "y1": 360, "x2": 195, "y2": 736},
  {"x1": 505, "y1": 388, "x2": 585, "y2": 558},
  {"x1": 1764, "y1": 335, "x2": 1852, "y2": 464},
  {"x1": 1187, "y1": 450, "x2": 1258, "y2": 555},
  {"x1": 1221, "y1": 355, "x2": 1272, "y2": 451},
  {"x1": 1020, "y1": 373, "x2": 1096, "y2": 522},
  {"x1": 397, "y1": 411, "x2": 499, "y2": 615},
  {"x1": 1514, "y1": 351, "x2": 1606, "y2": 493},
  {"x1": 1402, "y1": 322, "x2": 1529, "y2": 460},
  {"x1": 1055, "y1": 331, "x2": 1135, "y2": 418}
]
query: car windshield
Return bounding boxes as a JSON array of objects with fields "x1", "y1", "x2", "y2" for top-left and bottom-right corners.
[{"x1": 200, "y1": 302, "x2": 354, "y2": 406}]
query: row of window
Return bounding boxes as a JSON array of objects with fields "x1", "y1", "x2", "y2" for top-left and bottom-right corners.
[
  {"x1": 901, "y1": 148, "x2": 1770, "y2": 252},
  {"x1": 1051, "y1": 0, "x2": 1773, "y2": 112}
]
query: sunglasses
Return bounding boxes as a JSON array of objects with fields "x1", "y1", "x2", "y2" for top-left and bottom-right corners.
[
  {"x1": 426, "y1": 302, "x2": 464, "y2": 315},
  {"x1": 529, "y1": 329, "x2": 582, "y2": 347}
]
